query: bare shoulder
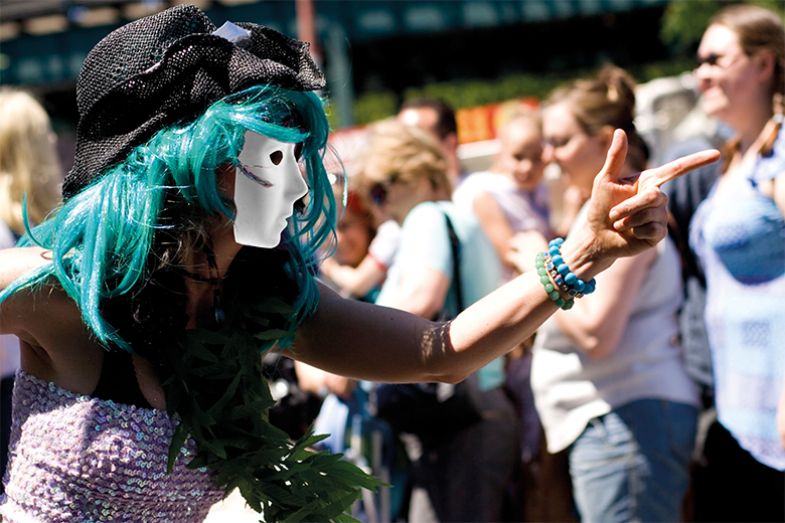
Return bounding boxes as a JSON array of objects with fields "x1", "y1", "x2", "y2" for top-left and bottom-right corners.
[
  {"x1": 0, "y1": 246, "x2": 54, "y2": 289},
  {"x1": 0, "y1": 247, "x2": 75, "y2": 336},
  {"x1": 1, "y1": 246, "x2": 96, "y2": 381}
]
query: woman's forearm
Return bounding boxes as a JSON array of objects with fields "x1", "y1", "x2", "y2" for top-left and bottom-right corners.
[
  {"x1": 295, "y1": 132, "x2": 719, "y2": 384},
  {"x1": 440, "y1": 230, "x2": 611, "y2": 381},
  {"x1": 295, "y1": 231, "x2": 607, "y2": 385}
]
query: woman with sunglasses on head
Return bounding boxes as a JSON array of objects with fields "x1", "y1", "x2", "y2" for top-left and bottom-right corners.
[
  {"x1": 358, "y1": 118, "x2": 520, "y2": 522},
  {"x1": 688, "y1": 5, "x2": 785, "y2": 521},
  {"x1": 0, "y1": 6, "x2": 718, "y2": 522},
  {"x1": 528, "y1": 65, "x2": 702, "y2": 523}
]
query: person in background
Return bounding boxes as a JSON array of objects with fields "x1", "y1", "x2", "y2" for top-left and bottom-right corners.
[
  {"x1": 688, "y1": 5, "x2": 785, "y2": 521},
  {"x1": 319, "y1": 189, "x2": 386, "y2": 302},
  {"x1": 319, "y1": 182, "x2": 400, "y2": 303},
  {"x1": 361, "y1": 119, "x2": 518, "y2": 522},
  {"x1": 453, "y1": 107, "x2": 551, "y2": 276},
  {"x1": 398, "y1": 98, "x2": 463, "y2": 190},
  {"x1": 0, "y1": 88, "x2": 61, "y2": 494},
  {"x1": 451, "y1": 106, "x2": 549, "y2": 519},
  {"x1": 529, "y1": 65, "x2": 700, "y2": 523}
]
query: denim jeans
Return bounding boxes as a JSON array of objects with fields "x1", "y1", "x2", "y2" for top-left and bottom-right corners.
[{"x1": 569, "y1": 399, "x2": 698, "y2": 523}]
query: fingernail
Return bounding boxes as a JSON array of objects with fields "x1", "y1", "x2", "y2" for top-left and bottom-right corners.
[{"x1": 613, "y1": 219, "x2": 626, "y2": 230}]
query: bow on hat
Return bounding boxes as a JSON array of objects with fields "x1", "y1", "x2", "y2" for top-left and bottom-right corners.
[{"x1": 64, "y1": 4, "x2": 325, "y2": 199}]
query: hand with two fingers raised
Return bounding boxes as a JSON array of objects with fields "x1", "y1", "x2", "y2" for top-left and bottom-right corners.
[{"x1": 583, "y1": 129, "x2": 720, "y2": 263}]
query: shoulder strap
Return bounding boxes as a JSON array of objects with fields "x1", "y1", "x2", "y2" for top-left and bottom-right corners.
[{"x1": 442, "y1": 210, "x2": 464, "y2": 313}]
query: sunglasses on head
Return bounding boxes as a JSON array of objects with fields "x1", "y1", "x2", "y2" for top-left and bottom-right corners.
[
  {"x1": 369, "y1": 182, "x2": 389, "y2": 206},
  {"x1": 369, "y1": 173, "x2": 400, "y2": 206}
]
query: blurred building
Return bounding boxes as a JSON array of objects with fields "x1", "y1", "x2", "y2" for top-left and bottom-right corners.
[{"x1": 0, "y1": 0, "x2": 673, "y2": 171}]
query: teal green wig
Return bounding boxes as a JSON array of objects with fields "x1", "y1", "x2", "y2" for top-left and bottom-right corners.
[
  {"x1": 2, "y1": 84, "x2": 336, "y2": 350},
  {"x1": 2, "y1": 85, "x2": 383, "y2": 518}
]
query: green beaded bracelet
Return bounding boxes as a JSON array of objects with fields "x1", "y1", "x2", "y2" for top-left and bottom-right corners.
[{"x1": 535, "y1": 252, "x2": 574, "y2": 310}]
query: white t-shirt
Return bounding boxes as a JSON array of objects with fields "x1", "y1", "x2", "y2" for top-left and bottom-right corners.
[
  {"x1": 367, "y1": 219, "x2": 401, "y2": 270},
  {"x1": 376, "y1": 201, "x2": 505, "y2": 390},
  {"x1": 452, "y1": 171, "x2": 550, "y2": 237},
  {"x1": 531, "y1": 207, "x2": 698, "y2": 453}
]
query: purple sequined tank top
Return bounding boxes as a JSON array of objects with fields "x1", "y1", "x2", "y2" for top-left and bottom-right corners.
[{"x1": 1, "y1": 370, "x2": 224, "y2": 522}]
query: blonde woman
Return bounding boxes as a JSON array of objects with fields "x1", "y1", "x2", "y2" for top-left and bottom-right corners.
[
  {"x1": 532, "y1": 66, "x2": 699, "y2": 523},
  {"x1": 0, "y1": 88, "x2": 61, "y2": 236},
  {"x1": 361, "y1": 119, "x2": 518, "y2": 522},
  {"x1": 690, "y1": 5, "x2": 785, "y2": 520},
  {"x1": 0, "y1": 88, "x2": 61, "y2": 495}
]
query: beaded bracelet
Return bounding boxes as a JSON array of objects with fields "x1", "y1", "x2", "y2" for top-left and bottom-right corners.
[
  {"x1": 535, "y1": 252, "x2": 574, "y2": 310},
  {"x1": 543, "y1": 254, "x2": 588, "y2": 299},
  {"x1": 546, "y1": 237, "x2": 596, "y2": 297}
]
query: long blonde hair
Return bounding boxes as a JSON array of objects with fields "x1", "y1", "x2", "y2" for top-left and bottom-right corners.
[{"x1": 0, "y1": 88, "x2": 61, "y2": 235}]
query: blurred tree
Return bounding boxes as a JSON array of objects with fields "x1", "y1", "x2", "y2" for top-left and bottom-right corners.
[
  {"x1": 352, "y1": 91, "x2": 397, "y2": 127},
  {"x1": 662, "y1": 0, "x2": 785, "y2": 54},
  {"x1": 344, "y1": 58, "x2": 694, "y2": 127}
]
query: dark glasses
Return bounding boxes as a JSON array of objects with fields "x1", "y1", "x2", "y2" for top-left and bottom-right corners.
[
  {"x1": 369, "y1": 174, "x2": 400, "y2": 206},
  {"x1": 695, "y1": 52, "x2": 743, "y2": 70},
  {"x1": 369, "y1": 182, "x2": 389, "y2": 206}
]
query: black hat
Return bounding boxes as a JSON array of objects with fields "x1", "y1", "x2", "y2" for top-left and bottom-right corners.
[{"x1": 64, "y1": 4, "x2": 325, "y2": 199}]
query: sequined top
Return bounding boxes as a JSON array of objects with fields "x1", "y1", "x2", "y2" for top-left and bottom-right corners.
[{"x1": 0, "y1": 370, "x2": 225, "y2": 522}]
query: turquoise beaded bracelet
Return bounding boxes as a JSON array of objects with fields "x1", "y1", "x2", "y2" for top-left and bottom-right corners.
[
  {"x1": 536, "y1": 252, "x2": 574, "y2": 310},
  {"x1": 546, "y1": 238, "x2": 596, "y2": 297}
]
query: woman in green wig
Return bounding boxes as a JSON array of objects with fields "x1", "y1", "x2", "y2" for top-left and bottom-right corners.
[{"x1": 0, "y1": 5, "x2": 718, "y2": 522}]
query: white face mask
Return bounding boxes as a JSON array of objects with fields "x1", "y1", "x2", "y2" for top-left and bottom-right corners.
[{"x1": 233, "y1": 131, "x2": 309, "y2": 248}]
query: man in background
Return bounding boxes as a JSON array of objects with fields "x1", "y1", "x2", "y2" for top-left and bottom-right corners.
[{"x1": 398, "y1": 98, "x2": 464, "y2": 189}]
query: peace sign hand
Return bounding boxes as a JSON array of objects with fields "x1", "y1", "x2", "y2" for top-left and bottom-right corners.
[{"x1": 585, "y1": 129, "x2": 720, "y2": 261}]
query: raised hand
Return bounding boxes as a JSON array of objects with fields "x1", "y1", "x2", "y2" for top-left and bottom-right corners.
[{"x1": 586, "y1": 129, "x2": 720, "y2": 261}]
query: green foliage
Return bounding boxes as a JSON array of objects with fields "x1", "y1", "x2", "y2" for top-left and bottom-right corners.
[
  {"x1": 346, "y1": 58, "x2": 700, "y2": 127},
  {"x1": 661, "y1": 0, "x2": 723, "y2": 53},
  {"x1": 633, "y1": 57, "x2": 696, "y2": 83},
  {"x1": 353, "y1": 91, "x2": 398, "y2": 126},
  {"x1": 662, "y1": 0, "x2": 785, "y2": 53},
  {"x1": 345, "y1": 72, "x2": 571, "y2": 127},
  {"x1": 162, "y1": 292, "x2": 381, "y2": 522},
  {"x1": 402, "y1": 74, "x2": 563, "y2": 111}
]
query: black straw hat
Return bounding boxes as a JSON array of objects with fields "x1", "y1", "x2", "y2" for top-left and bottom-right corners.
[{"x1": 64, "y1": 4, "x2": 325, "y2": 199}]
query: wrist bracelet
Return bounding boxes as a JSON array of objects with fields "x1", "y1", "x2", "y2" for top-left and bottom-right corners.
[
  {"x1": 546, "y1": 237, "x2": 596, "y2": 296},
  {"x1": 536, "y1": 252, "x2": 574, "y2": 310}
]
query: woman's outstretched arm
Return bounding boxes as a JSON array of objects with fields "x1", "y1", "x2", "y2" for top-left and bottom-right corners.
[{"x1": 293, "y1": 131, "x2": 720, "y2": 383}]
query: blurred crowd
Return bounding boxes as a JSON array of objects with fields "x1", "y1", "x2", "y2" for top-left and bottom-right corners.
[{"x1": 2, "y1": 3, "x2": 784, "y2": 522}]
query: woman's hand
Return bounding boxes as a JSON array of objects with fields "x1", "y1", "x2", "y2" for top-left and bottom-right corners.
[{"x1": 585, "y1": 129, "x2": 720, "y2": 262}]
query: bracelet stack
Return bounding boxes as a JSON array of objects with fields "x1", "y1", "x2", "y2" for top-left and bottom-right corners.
[{"x1": 535, "y1": 237, "x2": 597, "y2": 310}]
